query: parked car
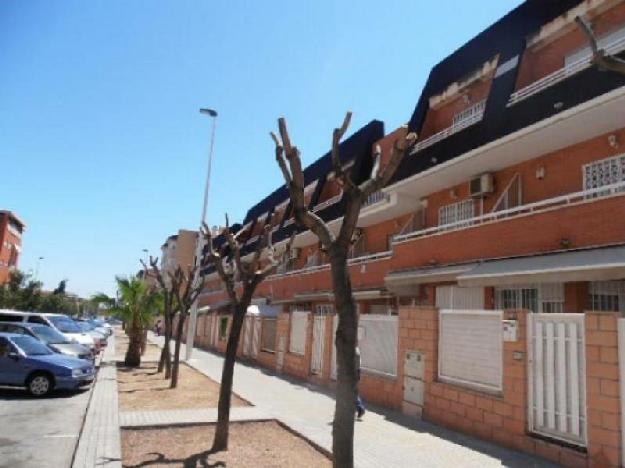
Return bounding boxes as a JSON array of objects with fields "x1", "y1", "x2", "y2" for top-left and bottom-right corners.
[
  {"x1": 90, "y1": 318, "x2": 113, "y2": 336},
  {"x1": 0, "y1": 322, "x2": 94, "y2": 362},
  {"x1": 0, "y1": 332, "x2": 95, "y2": 396},
  {"x1": 78, "y1": 318, "x2": 111, "y2": 338},
  {"x1": 75, "y1": 320, "x2": 107, "y2": 350},
  {"x1": 0, "y1": 310, "x2": 96, "y2": 352}
]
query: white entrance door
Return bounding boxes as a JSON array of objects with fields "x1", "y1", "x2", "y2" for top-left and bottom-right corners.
[
  {"x1": 311, "y1": 315, "x2": 326, "y2": 375},
  {"x1": 528, "y1": 313, "x2": 586, "y2": 446},
  {"x1": 331, "y1": 315, "x2": 338, "y2": 380}
]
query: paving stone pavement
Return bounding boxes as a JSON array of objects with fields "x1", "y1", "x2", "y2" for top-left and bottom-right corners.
[
  {"x1": 148, "y1": 333, "x2": 558, "y2": 468},
  {"x1": 72, "y1": 334, "x2": 122, "y2": 468},
  {"x1": 119, "y1": 406, "x2": 272, "y2": 428}
]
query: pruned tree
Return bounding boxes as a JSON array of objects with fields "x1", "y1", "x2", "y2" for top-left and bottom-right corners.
[
  {"x1": 201, "y1": 216, "x2": 293, "y2": 451},
  {"x1": 270, "y1": 113, "x2": 416, "y2": 468},
  {"x1": 143, "y1": 258, "x2": 205, "y2": 388},
  {"x1": 576, "y1": 16, "x2": 625, "y2": 75}
]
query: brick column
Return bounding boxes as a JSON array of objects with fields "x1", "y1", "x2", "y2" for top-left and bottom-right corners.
[{"x1": 586, "y1": 312, "x2": 621, "y2": 467}]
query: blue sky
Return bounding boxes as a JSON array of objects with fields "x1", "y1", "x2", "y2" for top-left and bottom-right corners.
[{"x1": 0, "y1": 1, "x2": 521, "y2": 297}]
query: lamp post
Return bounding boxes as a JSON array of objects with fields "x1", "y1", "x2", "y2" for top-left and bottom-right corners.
[
  {"x1": 34, "y1": 256, "x2": 44, "y2": 282},
  {"x1": 186, "y1": 107, "x2": 218, "y2": 361}
]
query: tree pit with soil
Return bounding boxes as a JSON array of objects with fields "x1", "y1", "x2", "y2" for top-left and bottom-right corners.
[
  {"x1": 117, "y1": 362, "x2": 250, "y2": 411},
  {"x1": 121, "y1": 420, "x2": 331, "y2": 467}
]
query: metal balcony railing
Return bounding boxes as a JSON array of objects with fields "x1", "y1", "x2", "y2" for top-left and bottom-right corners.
[
  {"x1": 409, "y1": 110, "x2": 485, "y2": 156},
  {"x1": 363, "y1": 190, "x2": 390, "y2": 207},
  {"x1": 393, "y1": 180, "x2": 625, "y2": 244},
  {"x1": 313, "y1": 192, "x2": 343, "y2": 212},
  {"x1": 508, "y1": 35, "x2": 625, "y2": 106}
]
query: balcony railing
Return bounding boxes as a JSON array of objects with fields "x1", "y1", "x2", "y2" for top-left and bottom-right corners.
[
  {"x1": 393, "y1": 180, "x2": 625, "y2": 244},
  {"x1": 508, "y1": 35, "x2": 625, "y2": 106},
  {"x1": 269, "y1": 250, "x2": 392, "y2": 279},
  {"x1": 363, "y1": 190, "x2": 390, "y2": 207},
  {"x1": 313, "y1": 192, "x2": 343, "y2": 212},
  {"x1": 409, "y1": 110, "x2": 485, "y2": 156}
]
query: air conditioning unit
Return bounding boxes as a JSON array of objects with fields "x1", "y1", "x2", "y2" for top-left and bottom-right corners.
[
  {"x1": 470, "y1": 173, "x2": 494, "y2": 198},
  {"x1": 288, "y1": 248, "x2": 301, "y2": 260}
]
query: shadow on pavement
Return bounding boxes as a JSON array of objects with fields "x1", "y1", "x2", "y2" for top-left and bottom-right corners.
[{"x1": 0, "y1": 387, "x2": 89, "y2": 400}]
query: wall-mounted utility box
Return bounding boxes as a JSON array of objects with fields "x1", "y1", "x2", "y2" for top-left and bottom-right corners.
[{"x1": 503, "y1": 319, "x2": 518, "y2": 342}]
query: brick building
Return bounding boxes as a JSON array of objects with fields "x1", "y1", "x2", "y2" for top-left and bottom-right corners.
[
  {"x1": 188, "y1": 1, "x2": 625, "y2": 465},
  {"x1": 0, "y1": 211, "x2": 25, "y2": 284}
]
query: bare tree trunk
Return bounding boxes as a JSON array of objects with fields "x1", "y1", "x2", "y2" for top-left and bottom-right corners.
[
  {"x1": 329, "y1": 247, "x2": 358, "y2": 468},
  {"x1": 158, "y1": 316, "x2": 172, "y2": 373},
  {"x1": 212, "y1": 307, "x2": 246, "y2": 451},
  {"x1": 170, "y1": 314, "x2": 186, "y2": 389},
  {"x1": 125, "y1": 317, "x2": 142, "y2": 367}
]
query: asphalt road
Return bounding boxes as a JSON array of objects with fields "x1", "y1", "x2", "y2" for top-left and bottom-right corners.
[{"x1": 0, "y1": 383, "x2": 93, "y2": 468}]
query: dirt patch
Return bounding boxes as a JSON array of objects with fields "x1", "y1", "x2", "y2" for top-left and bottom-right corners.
[
  {"x1": 121, "y1": 420, "x2": 331, "y2": 467},
  {"x1": 117, "y1": 362, "x2": 249, "y2": 411}
]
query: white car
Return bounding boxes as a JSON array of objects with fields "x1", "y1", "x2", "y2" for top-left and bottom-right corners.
[{"x1": 0, "y1": 310, "x2": 96, "y2": 352}]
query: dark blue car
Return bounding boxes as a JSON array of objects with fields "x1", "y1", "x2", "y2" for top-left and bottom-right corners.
[{"x1": 0, "y1": 332, "x2": 95, "y2": 396}]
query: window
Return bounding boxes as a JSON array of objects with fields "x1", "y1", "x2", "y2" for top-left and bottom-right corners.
[
  {"x1": 583, "y1": 154, "x2": 625, "y2": 191},
  {"x1": 439, "y1": 199, "x2": 475, "y2": 228},
  {"x1": 439, "y1": 310, "x2": 503, "y2": 392},
  {"x1": 27, "y1": 316, "x2": 47, "y2": 325},
  {"x1": 0, "y1": 314, "x2": 22, "y2": 323},
  {"x1": 260, "y1": 318, "x2": 277, "y2": 352},
  {"x1": 315, "y1": 304, "x2": 334, "y2": 315},
  {"x1": 589, "y1": 281, "x2": 625, "y2": 313},
  {"x1": 452, "y1": 100, "x2": 486, "y2": 126},
  {"x1": 359, "y1": 315, "x2": 398, "y2": 377},
  {"x1": 494, "y1": 284, "x2": 564, "y2": 313},
  {"x1": 219, "y1": 316, "x2": 229, "y2": 340},
  {"x1": 289, "y1": 311, "x2": 308, "y2": 355}
]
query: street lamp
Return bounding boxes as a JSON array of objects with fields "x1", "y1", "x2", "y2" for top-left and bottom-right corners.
[
  {"x1": 34, "y1": 256, "x2": 44, "y2": 282},
  {"x1": 186, "y1": 107, "x2": 218, "y2": 360}
]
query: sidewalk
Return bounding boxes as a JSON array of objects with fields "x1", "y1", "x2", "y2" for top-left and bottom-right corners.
[
  {"x1": 72, "y1": 334, "x2": 122, "y2": 468},
  {"x1": 148, "y1": 333, "x2": 556, "y2": 468}
]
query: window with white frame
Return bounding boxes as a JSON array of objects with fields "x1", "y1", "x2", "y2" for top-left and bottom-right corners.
[
  {"x1": 494, "y1": 283, "x2": 564, "y2": 313},
  {"x1": 452, "y1": 100, "x2": 486, "y2": 126},
  {"x1": 439, "y1": 199, "x2": 475, "y2": 228},
  {"x1": 315, "y1": 304, "x2": 334, "y2": 315},
  {"x1": 289, "y1": 310, "x2": 308, "y2": 355},
  {"x1": 439, "y1": 310, "x2": 503, "y2": 392},
  {"x1": 583, "y1": 154, "x2": 625, "y2": 191},
  {"x1": 589, "y1": 281, "x2": 625, "y2": 313}
]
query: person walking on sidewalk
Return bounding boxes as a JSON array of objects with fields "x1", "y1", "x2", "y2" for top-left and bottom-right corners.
[{"x1": 355, "y1": 346, "x2": 366, "y2": 419}]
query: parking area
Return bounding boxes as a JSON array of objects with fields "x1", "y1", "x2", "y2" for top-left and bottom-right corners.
[{"x1": 0, "y1": 385, "x2": 93, "y2": 468}]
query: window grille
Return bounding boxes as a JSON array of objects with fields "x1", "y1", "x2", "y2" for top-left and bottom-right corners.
[
  {"x1": 495, "y1": 284, "x2": 564, "y2": 313},
  {"x1": 439, "y1": 199, "x2": 475, "y2": 228},
  {"x1": 589, "y1": 281, "x2": 625, "y2": 313},
  {"x1": 315, "y1": 304, "x2": 334, "y2": 315},
  {"x1": 452, "y1": 100, "x2": 486, "y2": 126},
  {"x1": 491, "y1": 173, "x2": 522, "y2": 212},
  {"x1": 583, "y1": 154, "x2": 625, "y2": 192}
]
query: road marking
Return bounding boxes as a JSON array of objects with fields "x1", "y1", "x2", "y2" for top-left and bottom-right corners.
[{"x1": 43, "y1": 434, "x2": 78, "y2": 438}]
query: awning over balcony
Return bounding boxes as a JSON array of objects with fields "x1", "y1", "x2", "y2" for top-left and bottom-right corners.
[
  {"x1": 385, "y1": 263, "x2": 477, "y2": 296},
  {"x1": 458, "y1": 245, "x2": 625, "y2": 287},
  {"x1": 294, "y1": 291, "x2": 333, "y2": 302}
]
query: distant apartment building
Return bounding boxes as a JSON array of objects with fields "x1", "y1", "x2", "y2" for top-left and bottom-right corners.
[
  {"x1": 190, "y1": 1, "x2": 625, "y2": 465},
  {"x1": 0, "y1": 211, "x2": 25, "y2": 284},
  {"x1": 160, "y1": 229, "x2": 198, "y2": 275}
]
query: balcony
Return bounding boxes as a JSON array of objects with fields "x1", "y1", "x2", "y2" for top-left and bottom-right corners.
[
  {"x1": 391, "y1": 181, "x2": 625, "y2": 272},
  {"x1": 394, "y1": 180, "x2": 625, "y2": 244},
  {"x1": 409, "y1": 107, "x2": 485, "y2": 156},
  {"x1": 509, "y1": 35, "x2": 625, "y2": 106},
  {"x1": 363, "y1": 190, "x2": 390, "y2": 208},
  {"x1": 313, "y1": 192, "x2": 343, "y2": 212}
]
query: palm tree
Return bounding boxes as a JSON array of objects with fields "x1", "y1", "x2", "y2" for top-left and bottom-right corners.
[{"x1": 110, "y1": 276, "x2": 162, "y2": 367}]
